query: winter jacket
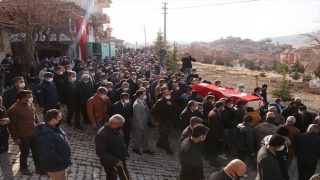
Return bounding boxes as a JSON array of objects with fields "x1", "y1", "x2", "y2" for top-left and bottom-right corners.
[
  {"x1": 253, "y1": 122, "x2": 277, "y2": 148},
  {"x1": 235, "y1": 123, "x2": 254, "y2": 153},
  {"x1": 34, "y1": 123, "x2": 71, "y2": 172},
  {"x1": 181, "y1": 56, "x2": 196, "y2": 68},
  {"x1": 293, "y1": 112, "x2": 313, "y2": 133},
  {"x1": 295, "y1": 132, "x2": 320, "y2": 164},
  {"x1": 246, "y1": 111, "x2": 261, "y2": 129}
]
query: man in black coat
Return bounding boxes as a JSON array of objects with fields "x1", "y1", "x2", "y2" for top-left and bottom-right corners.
[
  {"x1": 112, "y1": 93, "x2": 132, "y2": 149},
  {"x1": 181, "y1": 52, "x2": 196, "y2": 76},
  {"x1": 203, "y1": 95, "x2": 215, "y2": 124},
  {"x1": 59, "y1": 71, "x2": 83, "y2": 129},
  {"x1": 95, "y1": 115, "x2": 129, "y2": 180},
  {"x1": 181, "y1": 117, "x2": 203, "y2": 142},
  {"x1": 180, "y1": 100, "x2": 198, "y2": 132},
  {"x1": 186, "y1": 68, "x2": 201, "y2": 84},
  {"x1": 152, "y1": 90, "x2": 177, "y2": 154},
  {"x1": 179, "y1": 124, "x2": 209, "y2": 180},
  {"x1": 293, "y1": 106, "x2": 313, "y2": 133},
  {"x1": 94, "y1": 73, "x2": 108, "y2": 93},
  {"x1": 281, "y1": 101, "x2": 297, "y2": 121},
  {"x1": 3, "y1": 76, "x2": 27, "y2": 110},
  {"x1": 114, "y1": 82, "x2": 132, "y2": 103},
  {"x1": 207, "y1": 101, "x2": 224, "y2": 168},
  {"x1": 53, "y1": 66, "x2": 65, "y2": 92},
  {"x1": 76, "y1": 74, "x2": 93, "y2": 124},
  {"x1": 126, "y1": 72, "x2": 139, "y2": 94},
  {"x1": 295, "y1": 124, "x2": 320, "y2": 180},
  {"x1": 209, "y1": 159, "x2": 246, "y2": 180}
]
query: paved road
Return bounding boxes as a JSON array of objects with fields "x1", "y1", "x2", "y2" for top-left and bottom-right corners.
[{"x1": 1, "y1": 106, "x2": 319, "y2": 180}]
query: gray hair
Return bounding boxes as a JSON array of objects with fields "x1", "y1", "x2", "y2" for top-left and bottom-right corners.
[
  {"x1": 82, "y1": 74, "x2": 89, "y2": 79},
  {"x1": 308, "y1": 124, "x2": 319, "y2": 134},
  {"x1": 295, "y1": 97, "x2": 302, "y2": 101},
  {"x1": 122, "y1": 82, "x2": 129, "y2": 87},
  {"x1": 139, "y1": 87, "x2": 146, "y2": 91},
  {"x1": 106, "y1": 82, "x2": 113, "y2": 86},
  {"x1": 286, "y1": 116, "x2": 296, "y2": 124},
  {"x1": 268, "y1": 106, "x2": 277, "y2": 112},
  {"x1": 266, "y1": 112, "x2": 275, "y2": 119},
  {"x1": 109, "y1": 114, "x2": 125, "y2": 123}
]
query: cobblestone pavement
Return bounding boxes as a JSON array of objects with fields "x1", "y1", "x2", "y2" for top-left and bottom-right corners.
[{"x1": 0, "y1": 106, "x2": 319, "y2": 180}]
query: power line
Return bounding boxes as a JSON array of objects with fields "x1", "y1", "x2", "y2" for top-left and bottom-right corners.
[{"x1": 169, "y1": 0, "x2": 259, "y2": 10}]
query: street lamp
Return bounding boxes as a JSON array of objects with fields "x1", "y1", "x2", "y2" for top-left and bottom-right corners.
[{"x1": 141, "y1": 25, "x2": 146, "y2": 47}]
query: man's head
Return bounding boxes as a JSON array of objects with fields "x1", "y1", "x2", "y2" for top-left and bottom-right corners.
[
  {"x1": 246, "y1": 107, "x2": 254, "y2": 113},
  {"x1": 243, "y1": 115, "x2": 253, "y2": 124},
  {"x1": 41, "y1": 64, "x2": 47, "y2": 71},
  {"x1": 122, "y1": 82, "x2": 129, "y2": 91},
  {"x1": 65, "y1": 65, "x2": 72, "y2": 72},
  {"x1": 238, "y1": 83, "x2": 244, "y2": 90},
  {"x1": 55, "y1": 66, "x2": 63, "y2": 75},
  {"x1": 142, "y1": 81, "x2": 150, "y2": 88},
  {"x1": 108, "y1": 114, "x2": 125, "y2": 131},
  {"x1": 266, "y1": 112, "x2": 276, "y2": 123},
  {"x1": 137, "y1": 79, "x2": 143, "y2": 87},
  {"x1": 5, "y1": 53, "x2": 11, "y2": 59},
  {"x1": 99, "y1": 74, "x2": 108, "y2": 84},
  {"x1": 96, "y1": 87, "x2": 108, "y2": 98},
  {"x1": 136, "y1": 90, "x2": 146, "y2": 100},
  {"x1": 162, "y1": 90, "x2": 171, "y2": 100},
  {"x1": 254, "y1": 87, "x2": 261, "y2": 94},
  {"x1": 68, "y1": 71, "x2": 77, "y2": 82},
  {"x1": 172, "y1": 83, "x2": 179, "y2": 91},
  {"x1": 215, "y1": 80, "x2": 221, "y2": 87},
  {"x1": 262, "y1": 84, "x2": 268, "y2": 91},
  {"x1": 205, "y1": 95, "x2": 215, "y2": 104},
  {"x1": 89, "y1": 68, "x2": 95, "y2": 76},
  {"x1": 171, "y1": 76, "x2": 177, "y2": 82},
  {"x1": 197, "y1": 103, "x2": 203, "y2": 112},
  {"x1": 268, "y1": 106, "x2": 277, "y2": 114},
  {"x1": 159, "y1": 79, "x2": 166, "y2": 86},
  {"x1": 268, "y1": 134, "x2": 286, "y2": 152},
  {"x1": 236, "y1": 99, "x2": 245, "y2": 108},
  {"x1": 286, "y1": 116, "x2": 296, "y2": 124},
  {"x1": 191, "y1": 124, "x2": 209, "y2": 142},
  {"x1": 276, "y1": 126, "x2": 290, "y2": 137},
  {"x1": 106, "y1": 82, "x2": 113, "y2": 89},
  {"x1": 120, "y1": 93, "x2": 130, "y2": 104},
  {"x1": 18, "y1": 90, "x2": 33, "y2": 103},
  {"x1": 275, "y1": 98, "x2": 282, "y2": 105},
  {"x1": 190, "y1": 116, "x2": 203, "y2": 128},
  {"x1": 225, "y1": 98, "x2": 233, "y2": 108},
  {"x1": 45, "y1": 109, "x2": 62, "y2": 126},
  {"x1": 298, "y1": 106, "x2": 307, "y2": 115},
  {"x1": 187, "y1": 100, "x2": 198, "y2": 111},
  {"x1": 131, "y1": 72, "x2": 137, "y2": 79},
  {"x1": 13, "y1": 77, "x2": 25, "y2": 89},
  {"x1": 307, "y1": 124, "x2": 319, "y2": 134},
  {"x1": 185, "y1": 52, "x2": 190, "y2": 58},
  {"x1": 215, "y1": 101, "x2": 224, "y2": 111},
  {"x1": 288, "y1": 101, "x2": 297, "y2": 109},
  {"x1": 81, "y1": 74, "x2": 89, "y2": 83},
  {"x1": 224, "y1": 159, "x2": 247, "y2": 179},
  {"x1": 44, "y1": 72, "x2": 54, "y2": 82},
  {"x1": 192, "y1": 69, "x2": 197, "y2": 74}
]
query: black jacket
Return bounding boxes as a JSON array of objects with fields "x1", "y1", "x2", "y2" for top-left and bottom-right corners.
[
  {"x1": 181, "y1": 126, "x2": 192, "y2": 142},
  {"x1": 34, "y1": 123, "x2": 71, "y2": 172},
  {"x1": 203, "y1": 101, "x2": 214, "y2": 123},
  {"x1": 95, "y1": 125, "x2": 127, "y2": 168},
  {"x1": 3, "y1": 86, "x2": 28, "y2": 110},
  {"x1": 179, "y1": 137, "x2": 204, "y2": 180},
  {"x1": 36, "y1": 81, "x2": 60, "y2": 110},
  {"x1": 76, "y1": 81, "x2": 93, "y2": 107},
  {"x1": 0, "y1": 106, "x2": 9, "y2": 153},
  {"x1": 207, "y1": 109, "x2": 224, "y2": 141},
  {"x1": 209, "y1": 168, "x2": 233, "y2": 180},
  {"x1": 281, "y1": 107, "x2": 296, "y2": 120},
  {"x1": 186, "y1": 73, "x2": 200, "y2": 84},
  {"x1": 53, "y1": 73, "x2": 64, "y2": 92},
  {"x1": 295, "y1": 132, "x2": 320, "y2": 164},
  {"x1": 181, "y1": 56, "x2": 196, "y2": 68},
  {"x1": 235, "y1": 123, "x2": 254, "y2": 153},
  {"x1": 233, "y1": 105, "x2": 245, "y2": 123},
  {"x1": 94, "y1": 81, "x2": 106, "y2": 93},
  {"x1": 152, "y1": 97, "x2": 177, "y2": 124},
  {"x1": 114, "y1": 88, "x2": 132, "y2": 103},
  {"x1": 112, "y1": 101, "x2": 132, "y2": 128},
  {"x1": 59, "y1": 80, "x2": 79, "y2": 106},
  {"x1": 180, "y1": 107, "x2": 196, "y2": 131},
  {"x1": 221, "y1": 106, "x2": 237, "y2": 129},
  {"x1": 293, "y1": 112, "x2": 313, "y2": 133}
]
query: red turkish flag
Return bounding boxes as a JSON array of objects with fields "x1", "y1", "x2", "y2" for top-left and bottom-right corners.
[{"x1": 74, "y1": 14, "x2": 88, "y2": 60}]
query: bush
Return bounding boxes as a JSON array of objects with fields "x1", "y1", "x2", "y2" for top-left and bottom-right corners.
[
  {"x1": 260, "y1": 72, "x2": 266, "y2": 77},
  {"x1": 202, "y1": 58, "x2": 212, "y2": 64},
  {"x1": 302, "y1": 74, "x2": 312, "y2": 82},
  {"x1": 270, "y1": 75, "x2": 293, "y2": 101}
]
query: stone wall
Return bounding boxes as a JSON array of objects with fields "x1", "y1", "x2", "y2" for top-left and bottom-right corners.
[{"x1": 0, "y1": 28, "x2": 12, "y2": 61}]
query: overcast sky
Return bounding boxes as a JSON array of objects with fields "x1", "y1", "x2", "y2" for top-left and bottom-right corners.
[{"x1": 103, "y1": 0, "x2": 320, "y2": 44}]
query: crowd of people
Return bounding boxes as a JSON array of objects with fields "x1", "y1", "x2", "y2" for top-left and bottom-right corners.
[{"x1": 0, "y1": 49, "x2": 319, "y2": 180}]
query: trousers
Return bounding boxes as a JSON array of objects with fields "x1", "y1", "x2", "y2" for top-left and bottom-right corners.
[
  {"x1": 157, "y1": 122, "x2": 172, "y2": 151},
  {"x1": 133, "y1": 125, "x2": 149, "y2": 151},
  {"x1": 104, "y1": 162, "x2": 129, "y2": 180},
  {"x1": 47, "y1": 170, "x2": 66, "y2": 180},
  {"x1": 0, "y1": 152, "x2": 13, "y2": 180},
  {"x1": 297, "y1": 161, "x2": 317, "y2": 180},
  {"x1": 219, "y1": 129, "x2": 229, "y2": 154},
  {"x1": 184, "y1": 68, "x2": 191, "y2": 76},
  {"x1": 18, "y1": 136, "x2": 41, "y2": 170},
  {"x1": 208, "y1": 139, "x2": 220, "y2": 165},
  {"x1": 66, "y1": 105, "x2": 81, "y2": 126}
]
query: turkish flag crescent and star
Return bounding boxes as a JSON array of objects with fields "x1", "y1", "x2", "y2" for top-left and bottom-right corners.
[
  {"x1": 192, "y1": 83, "x2": 263, "y2": 110},
  {"x1": 75, "y1": 15, "x2": 88, "y2": 60}
]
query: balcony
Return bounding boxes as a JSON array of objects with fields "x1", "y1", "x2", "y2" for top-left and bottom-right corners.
[
  {"x1": 100, "y1": 30, "x2": 111, "y2": 40},
  {"x1": 97, "y1": 0, "x2": 112, "y2": 8},
  {"x1": 99, "y1": 13, "x2": 110, "y2": 24}
]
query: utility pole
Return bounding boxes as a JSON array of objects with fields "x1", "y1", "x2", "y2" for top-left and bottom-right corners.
[
  {"x1": 136, "y1": 41, "x2": 137, "y2": 49},
  {"x1": 143, "y1": 25, "x2": 146, "y2": 47},
  {"x1": 162, "y1": 2, "x2": 168, "y2": 69}
]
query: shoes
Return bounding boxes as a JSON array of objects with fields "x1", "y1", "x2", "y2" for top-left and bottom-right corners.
[
  {"x1": 143, "y1": 149, "x2": 155, "y2": 154},
  {"x1": 67, "y1": 122, "x2": 72, "y2": 127},
  {"x1": 36, "y1": 170, "x2": 47, "y2": 175},
  {"x1": 156, "y1": 143, "x2": 166, "y2": 149},
  {"x1": 19, "y1": 168, "x2": 31, "y2": 175},
  {"x1": 147, "y1": 122, "x2": 155, "y2": 127},
  {"x1": 210, "y1": 163, "x2": 221, "y2": 168},
  {"x1": 218, "y1": 154, "x2": 228, "y2": 160},
  {"x1": 166, "y1": 150, "x2": 175, "y2": 154},
  {"x1": 75, "y1": 126, "x2": 84, "y2": 130},
  {"x1": 132, "y1": 149, "x2": 142, "y2": 155}
]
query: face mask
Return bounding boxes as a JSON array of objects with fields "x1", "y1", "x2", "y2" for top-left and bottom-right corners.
[
  {"x1": 67, "y1": 69, "x2": 72, "y2": 72},
  {"x1": 280, "y1": 102, "x2": 284, "y2": 105},
  {"x1": 229, "y1": 104, "x2": 234, "y2": 108},
  {"x1": 124, "y1": 99, "x2": 130, "y2": 104},
  {"x1": 195, "y1": 106, "x2": 198, "y2": 110},
  {"x1": 165, "y1": 95, "x2": 171, "y2": 100},
  {"x1": 91, "y1": 73, "x2": 95, "y2": 76},
  {"x1": 276, "y1": 145, "x2": 285, "y2": 151},
  {"x1": 83, "y1": 80, "x2": 89, "y2": 83},
  {"x1": 181, "y1": 81, "x2": 186, "y2": 85},
  {"x1": 71, "y1": 77, "x2": 76, "y2": 82},
  {"x1": 27, "y1": 97, "x2": 33, "y2": 103},
  {"x1": 143, "y1": 95, "x2": 147, "y2": 100},
  {"x1": 123, "y1": 88, "x2": 129, "y2": 91},
  {"x1": 163, "y1": 84, "x2": 167, "y2": 87},
  {"x1": 211, "y1": 101, "x2": 215, "y2": 104},
  {"x1": 133, "y1": 76, "x2": 137, "y2": 79},
  {"x1": 84, "y1": 71, "x2": 88, "y2": 74},
  {"x1": 298, "y1": 111, "x2": 304, "y2": 115},
  {"x1": 172, "y1": 79, "x2": 176, "y2": 82},
  {"x1": 108, "y1": 88, "x2": 113, "y2": 91},
  {"x1": 239, "y1": 88, "x2": 244, "y2": 91},
  {"x1": 19, "y1": 83, "x2": 25, "y2": 88},
  {"x1": 114, "y1": 126, "x2": 123, "y2": 131},
  {"x1": 198, "y1": 109, "x2": 203, "y2": 113},
  {"x1": 59, "y1": 71, "x2": 63, "y2": 75},
  {"x1": 139, "y1": 84, "x2": 143, "y2": 87},
  {"x1": 217, "y1": 84, "x2": 221, "y2": 87},
  {"x1": 103, "y1": 79, "x2": 108, "y2": 84},
  {"x1": 201, "y1": 135, "x2": 206, "y2": 141},
  {"x1": 176, "y1": 87, "x2": 180, "y2": 90},
  {"x1": 192, "y1": 72, "x2": 196, "y2": 74},
  {"x1": 47, "y1": 78, "x2": 53, "y2": 82},
  {"x1": 101, "y1": 95, "x2": 107, "y2": 99}
]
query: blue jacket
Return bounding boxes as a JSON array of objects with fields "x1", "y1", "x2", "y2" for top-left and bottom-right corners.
[
  {"x1": 36, "y1": 81, "x2": 60, "y2": 109},
  {"x1": 34, "y1": 123, "x2": 71, "y2": 172},
  {"x1": 95, "y1": 125, "x2": 126, "y2": 168}
]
